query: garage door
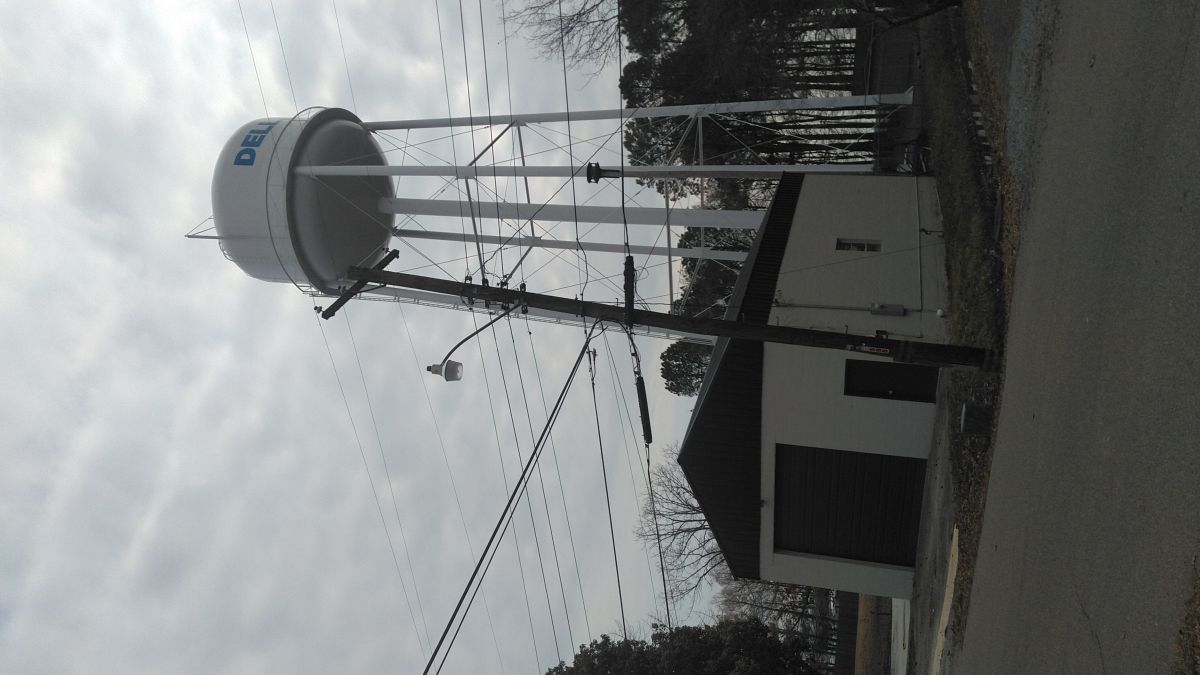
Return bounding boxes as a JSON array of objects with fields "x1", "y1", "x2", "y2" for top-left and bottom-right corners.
[{"x1": 774, "y1": 444, "x2": 925, "y2": 567}]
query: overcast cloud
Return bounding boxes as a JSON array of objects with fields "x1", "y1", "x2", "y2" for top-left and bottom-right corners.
[{"x1": 0, "y1": 1, "x2": 706, "y2": 673}]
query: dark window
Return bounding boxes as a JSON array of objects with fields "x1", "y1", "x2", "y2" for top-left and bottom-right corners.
[
  {"x1": 774, "y1": 444, "x2": 925, "y2": 567},
  {"x1": 844, "y1": 359, "x2": 938, "y2": 403},
  {"x1": 835, "y1": 238, "x2": 881, "y2": 252}
]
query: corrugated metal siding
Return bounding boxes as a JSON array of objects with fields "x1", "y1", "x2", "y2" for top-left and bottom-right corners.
[
  {"x1": 677, "y1": 173, "x2": 804, "y2": 580},
  {"x1": 774, "y1": 444, "x2": 925, "y2": 567}
]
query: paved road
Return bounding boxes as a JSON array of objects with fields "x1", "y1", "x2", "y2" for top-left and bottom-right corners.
[{"x1": 954, "y1": 1, "x2": 1200, "y2": 673}]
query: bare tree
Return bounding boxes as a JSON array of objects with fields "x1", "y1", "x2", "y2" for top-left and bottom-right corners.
[
  {"x1": 636, "y1": 445, "x2": 726, "y2": 608},
  {"x1": 506, "y1": 0, "x2": 619, "y2": 74},
  {"x1": 636, "y1": 447, "x2": 845, "y2": 670},
  {"x1": 715, "y1": 570, "x2": 834, "y2": 634}
]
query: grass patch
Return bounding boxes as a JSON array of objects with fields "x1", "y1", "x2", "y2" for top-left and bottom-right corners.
[
  {"x1": 918, "y1": 12, "x2": 1002, "y2": 350},
  {"x1": 960, "y1": 0, "x2": 1034, "y2": 313},
  {"x1": 916, "y1": 5, "x2": 1011, "y2": 644}
]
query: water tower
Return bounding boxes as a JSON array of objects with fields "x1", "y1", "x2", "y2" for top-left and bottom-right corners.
[
  {"x1": 211, "y1": 108, "x2": 393, "y2": 296},
  {"x1": 205, "y1": 93, "x2": 912, "y2": 329}
]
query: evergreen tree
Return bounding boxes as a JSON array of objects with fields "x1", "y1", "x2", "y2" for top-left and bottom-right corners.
[
  {"x1": 546, "y1": 619, "x2": 821, "y2": 674},
  {"x1": 660, "y1": 342, "x2": 711, "y2": 397}
]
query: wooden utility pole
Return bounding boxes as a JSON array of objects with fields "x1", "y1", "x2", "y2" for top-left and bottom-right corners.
[{"x1": 339, "y1": 267, "x2": 999, "y2": 370}]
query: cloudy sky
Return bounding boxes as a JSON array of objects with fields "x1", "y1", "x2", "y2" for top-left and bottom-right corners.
[{"x1": 0, "y1": 1, "x2": 711, "y2": 673}]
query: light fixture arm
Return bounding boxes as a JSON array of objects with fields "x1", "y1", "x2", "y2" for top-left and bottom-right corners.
[{"x1": 436, "y1": 304, "x2": 517, "y2": 368}]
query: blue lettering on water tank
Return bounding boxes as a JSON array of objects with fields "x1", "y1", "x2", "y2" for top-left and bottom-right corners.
[{"x1": 233, "y1": 120, "x2": 279, "y2": 166}]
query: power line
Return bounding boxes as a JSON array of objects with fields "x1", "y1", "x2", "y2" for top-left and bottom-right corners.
[
  {"x1": 614, "y1": 0, "x2": 631, "y2": 253},
  {"x1": 555, "y1": 0, "x2": 587, "y2": 301},
  {"x1": 538, "y1": 259, "x2": 670, "y2": 297},
  {"x1": 600, "y1": 330, "x2": 665, "y2": 626},
  {"x1": 487, "y1": 128, "x2": 625, "y2": 281},
  {"x1": 312, "y1": 310, "x2": 428, "y2": 658},
  {"x1": 503, "y1": 318, "x2": 577, "y2": 654},
  {"x1": 498, "y1": 0, "x2": 539, "y2": 283},
  {"x1": 235, "y1": 0, "x2": 269, "y2": 116},
  {"x1": 599, "y1": 329, "x2": 673, "y2": 628},
  {"x1": 488, "y1": 324, "x2": 564, "y2": 664},
  {"x1": 452, "y1": 0, "x2": 489, "y2": 280},
  {"x1": 268, "y1": 0, "x2": 298, "y2": 111},
  {"x1": 509, "y1": 119, "x2": 686, "y2": 310},
  {"x1": 425, "y1": 324, "x2": 599, "y2": 675},
  {"x1": 432, "y1": 145, "x2": 639, "y2": 305},
  {"x1": 431, "y1": 0, "x2": 473, "y2": 270},
  {"x1": 521, "y1": 124, "x2": 624, "y2": 161},
  {"x1": 646, "y1": 439, "x2": 674, "y2": 630},
  {"x1": 304, "y1": 171, "x2": 460, "y2": 282},
  {"x1": 599, "y1": 332, "x2": 648, "y2": 481},
  {"x1": 376, "y1": 128, "x2": 481, "y2": 170},
  {"x1": 586, "y1": 346, "x2": 627, "y2": 639},
  {"x1": 619, "y1": 329, "x2": 674, "y2": 629},
  {"x1": 473, "y1": 0, "x2": 507, "y2": 278},
  {"x1": 524, "y1": 317, "x2": 593, "y2": 640},
  {"x1": 342, "y1": 308, "x2": 432, "y2": 652},
  {"x1": 396, "y1": 304, "x2": 509, "y2": 673},
  {"x1": 373, "y1": 113, "x2": 671, "y2": 306},
  {"x1": 470, "y1": 313, "x2": 543, "y2": 671},
  {"x1": 329, "y1": 0, "x2": 359, "y2": 111}
]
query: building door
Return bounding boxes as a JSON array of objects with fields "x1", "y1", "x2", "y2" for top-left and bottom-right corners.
[
  {"x1": 843, "y1": 358, "x2": 939, "y2": 403},
  {"x1": 774, "y1": 444, "x2": 925, "y2": 567}
]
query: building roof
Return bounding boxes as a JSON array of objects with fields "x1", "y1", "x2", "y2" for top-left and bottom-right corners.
[{"x1": 677, "y1": 173, "x2": 803, "y2": 579}]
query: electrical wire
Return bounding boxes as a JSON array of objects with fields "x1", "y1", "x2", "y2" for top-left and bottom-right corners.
[
  {"x1": 599, "y1": 334, "x2": 649, "y2": 490},
  {"x1": 235, "y1": 0, "x2": 269, "y2": 116},
  {"x1": 329, "y1": 0, "x2": 359, "y2": 111},
  {"x1": 431, "y1": 0, "x2": 473, "y2": 271},
  {"x1": 614, "y1": 0, "x2": 631, "y2": 254},
  {"x1": 524, "y1": 317, "x2": 593, "y2": 640},
  {"x1": 304, "y1": 172, "x2": 460, "y2": 281},
  {"x1": 425, "y1": 324, "x2": 600, "y2": 675},
  {"x1": 376, "y1": 120, "x2": 642, "y2": 302},
  {"x1": 621, "y1": 328, "x2": 674, "y2": 629},
  {"x1": 452, "y1": 0, "x2": 489, "y2": 280},
  {"x1": 503, "y1": 318, "x2": 577, "y2": 653},
  {"x1": 500, "y1": 117, "x2": 694, "y2": 300},
  {"x1": 497, "y1": 2, "x2": 537, "y2": 284},
  {"x1": 645, "y1": 439, "x2": 674, "y2": 630},
  {"x1": 604, "y1": 328, "x2": 674, "y2": 630},
  {"x1": 491, "y1": 124, "x2": 623, "y2": 281},
  {"x1": 511, "y1": 126, "x2": 623, "y2": 162},
  {"x1": 469, "y1": 313, "x2": 543, "y2": 672},
  {"x1": 598, "y1": 331, "x2": 664, "y2": 626},
  {"x1": 343, "y1": 309, "x2": 433, "y2": 652},
  {"x1": 536, "y1": 259, "x2": 669, "y2": 297},
  {"x1": 396, "y1": 305, "x2": 508, "y2": 673},
  {"x1": 555, "y1": 0, "x2": 587, "y2": 301},
  {"x1": 472, "y1": 0, "x2": 508, "y2": 280},
  {"x1": 467, "y1": 134, "x2": 661, "y2": 310},
  {"x1": 488, "y1": 324, "x2": 564, "y2": 663},
  {"x1": 312, "y1": 311, "x2": 428, "y2": 658},
  {"x1": 267, "y1": 0, "x2": 298, "y2": 112},
  {"x1": 585, "y1": 346, "x2": 627, "y2": 639}
]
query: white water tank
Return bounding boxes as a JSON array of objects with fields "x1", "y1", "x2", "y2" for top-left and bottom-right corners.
[{"x1": 211, "y1": 108, "x2": 394, "y2": 294}]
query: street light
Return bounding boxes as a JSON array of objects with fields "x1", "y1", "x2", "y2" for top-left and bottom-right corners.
[
  {"x1": 426, "y1": 305, "x2": 517, "y2": 382},
  {"x1": 426, "y1": 360, "x2": 464, "y2": 381}
]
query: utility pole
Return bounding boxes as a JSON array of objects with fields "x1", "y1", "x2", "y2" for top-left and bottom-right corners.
[{"x1": 337, "y1": 267, "x2": 1000, "y2": 370}]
